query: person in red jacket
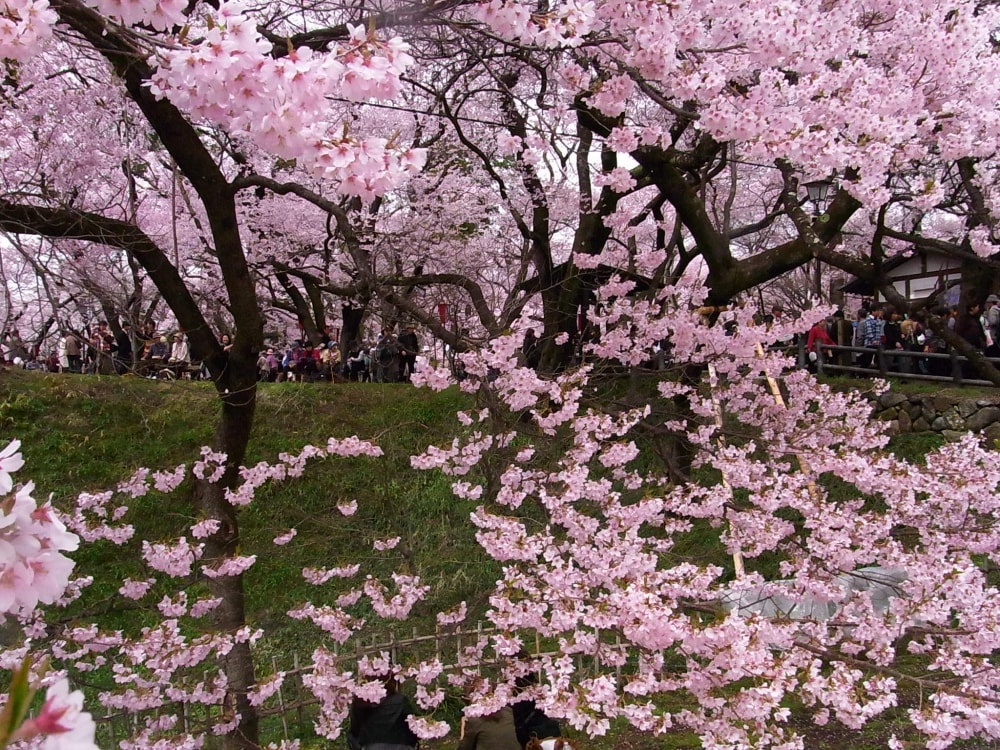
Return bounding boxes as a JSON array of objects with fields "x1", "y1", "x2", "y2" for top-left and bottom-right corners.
[{"x1": 806, "y1": 317, "x2": 836, "y2": 372}]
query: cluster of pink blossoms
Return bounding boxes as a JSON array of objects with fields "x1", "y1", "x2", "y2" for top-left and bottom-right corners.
[
  {"x1": 0, "y1": 441, "x2": 79, "y2": 618},
  {"x1": 1, "y1": 0, "x2": 426, "y2": 201},
  {"x1": 146, "y1": 4, "x2": 426, "y2": 199},
  {"x1": 467, "y1": 0, "x2": 1000, "y2": 207},
  {"x1": 0, "y1": 0, "x2": 56, "y2": 60},
  {"x1": 30, "y1": 431, "x2": 441, "y2": 748},
  {"x1": 407, "y1": 277, "x2": 1000, "y2": 748},
  {"x1": 0, "y1": 440, "x2": 98, "y2": 750}
]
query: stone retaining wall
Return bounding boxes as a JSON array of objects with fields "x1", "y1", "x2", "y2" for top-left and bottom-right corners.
[{"x1": 871, "y1": 391, "x2": 1000, "y2": 442}]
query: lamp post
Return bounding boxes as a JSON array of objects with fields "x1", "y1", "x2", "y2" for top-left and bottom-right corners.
[
  {"x1": 804, "y1": 178, "x2": 835, "y2": 300},
  {"x1": 804, "y1": 178, "x2": 833, "y2": 209}
]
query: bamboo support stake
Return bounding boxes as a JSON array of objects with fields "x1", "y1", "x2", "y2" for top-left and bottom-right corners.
[
  {"x1": 707, "y1": 362, "x2": 746, "y2": 578},
  {"x1": 754, "y1": 343, "x2": 822, "y2": 488},
  {"x1": 273, "y1": 656, "x2": 289, "y2": 740}
]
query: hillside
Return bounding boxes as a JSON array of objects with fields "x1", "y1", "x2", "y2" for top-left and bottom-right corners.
[{"x1": 3, "y1": 369, "x2": 996, "y2": 750}]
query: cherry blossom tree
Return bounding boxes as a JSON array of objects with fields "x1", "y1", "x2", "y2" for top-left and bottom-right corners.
[
  {"x1": 3, "y1": 0, "x2": 1000, "y2": 749},
  {"x1": 244, "y1": 158, "x2": 537, "y2": 355},
  {"x1": 383, "y1": 0, "x2": 1000, "y2": 373},
  {"x1": 407, "y1": 284, "x2": 1000, "y2": 749},
  {"x1": 0, "y1": 0, "x2": 424, "y2": 746}
]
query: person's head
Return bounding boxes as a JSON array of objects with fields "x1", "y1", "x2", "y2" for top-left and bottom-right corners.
[
  {"x1": 221, "y1": 334, "x2": 231, "y2": 343},
  {"x1": 987, "y1": 294, "x2": 1000, "y2": 308},
  {"x1": 872, "y1": 305, "x2": 884, "y2": 318},
  {"x1": 857, "y1": 309, "x2": 869, "y2": 320},
  {"x1": 833, "y1": 309, "x2": 844, "y2": 320}
]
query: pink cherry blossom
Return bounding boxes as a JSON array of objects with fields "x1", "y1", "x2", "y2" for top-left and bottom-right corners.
[
  {"x1": 0, "y1": 439, "x2": 25, "y2": 494},
  {"x1": 12, "y1": 677, "x2": 98, "y2": 750},
  {"x1": 273, "y1": 529, "x2": 297, "y2": 545}
]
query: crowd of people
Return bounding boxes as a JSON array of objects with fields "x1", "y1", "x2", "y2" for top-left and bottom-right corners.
[
  {"x1": 6, "y1": 297, "x2": 1000, "y2": 383},
  {"x1": 1, "y1": 322, "x2": 195, "y2": 378},
  {"x1": 0, "y1": 321, "x2": 424, "y2": 384},
  {"x1": 259, "y1": 326, "x2": 421, "y2": 383},
  {"x1": 800, "y1": 294, "x2": 1000, "y2": 376}
]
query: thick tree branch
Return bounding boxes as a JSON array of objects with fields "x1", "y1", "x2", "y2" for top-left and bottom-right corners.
[{"x1": 0, "y1": 199, "x2": 222, "y2": 368}]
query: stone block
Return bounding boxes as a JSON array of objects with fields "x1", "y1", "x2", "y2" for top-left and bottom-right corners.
[
  {"x1": 965, "y1": 406, "x2": 1000, "y2": 433},
  {"x1": 932, "y1": 395, "x2": 956, "y2": 413},
  {"x1": 878, "y1": 392, "x2": 908, "y2": 409}
]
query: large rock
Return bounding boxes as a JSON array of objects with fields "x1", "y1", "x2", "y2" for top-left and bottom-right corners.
[
  {"x1": 933, "y1": 395, "x2": 956, "y2": 413},
  {"x1": 957, "y1": 400, "x2": 979, "y2": 419},
  {"x1": 966, "y1": 406, "x2": 1000, "y2": 432},
  {"x1": 878, "y1": 391, "x2": 908, "y2": 409},
  {"x1": 931, "y1": 412, "x2": 966, "y2": 431}
]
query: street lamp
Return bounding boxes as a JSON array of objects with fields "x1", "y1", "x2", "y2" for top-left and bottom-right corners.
[
  {"x1": 803, "y1": 177, "x2": 836, "y2": 299},
  {"x1": 804, "y1": 178, "x2": 834, "y2": 210}
]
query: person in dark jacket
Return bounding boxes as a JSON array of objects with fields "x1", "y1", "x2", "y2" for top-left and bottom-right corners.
[
  {"x1": 955, "y1": 302, "x2": 986, "y2": 351},
  {"x1": 458, "y1": 706, "x2": 520, "y2": 750},
  {"x1": 511, "y1": 672, "x2": 560, "y2": 749},
  {"x1": 397, "y1": 326, "x2": 419, "y2": 382},
  {"x1": 114, "y1": 324, "x2": 134, "y2": 374},
  {"x1": 348, "y1": 676, "x2": 419, "y2": 750},
  {"x1": 882, "y1": 310, "x2": 904, "y2": 372}
]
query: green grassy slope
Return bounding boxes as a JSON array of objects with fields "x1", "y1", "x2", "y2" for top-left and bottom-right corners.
[
  {"x1": 2, "y1": 369, "x2": 992, "y2": 750},
  {"x1": 0, "y1": 370, "x2": 496, "y2": 651}
]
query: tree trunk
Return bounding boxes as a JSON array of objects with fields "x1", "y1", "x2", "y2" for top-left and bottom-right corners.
[
  {"x1": 341, "y1": 302, "x2": 368, "y2": 358},
  {"x1": 537, "y1": 266, "x2": 581, "y2": 373},
  {"x1": 199, "y1": 353, "x2": 260, "y2": 750}
]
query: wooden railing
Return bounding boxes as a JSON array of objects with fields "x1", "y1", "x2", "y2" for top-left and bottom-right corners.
[{"x1": 796, "y1": 340, "x2": 1000, "y2": 386}]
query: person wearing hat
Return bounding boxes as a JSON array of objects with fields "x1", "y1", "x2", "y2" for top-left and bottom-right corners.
[{"x1": 984, "y1": 294, "x2": 1000, "y2": 357}]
